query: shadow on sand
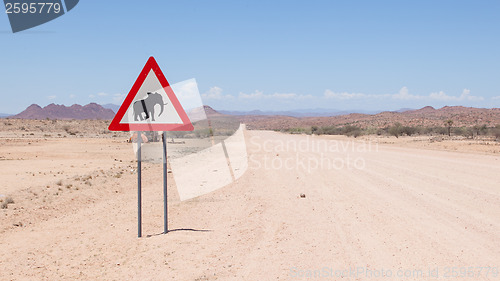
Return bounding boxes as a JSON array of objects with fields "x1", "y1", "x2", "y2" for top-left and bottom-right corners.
[{"x1": 146, "y1": 228, "x2": 212, "y2": 238}]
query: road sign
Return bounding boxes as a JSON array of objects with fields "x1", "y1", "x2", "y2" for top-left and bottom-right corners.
[
  {"x1": 108, "y1": 56, "x2": 194, "y2": 132},
  {"x1": 108, "y1": 57, "x2": 194, "y2": 238}
]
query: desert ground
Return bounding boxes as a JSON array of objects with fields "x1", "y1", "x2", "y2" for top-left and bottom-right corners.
[{"x1": 1, "y1": 120, "x2": 499, "y2": 280}]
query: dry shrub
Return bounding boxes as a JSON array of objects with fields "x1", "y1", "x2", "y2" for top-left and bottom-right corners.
[{"x1": 1, "y1": 196, "x2": 14, "y2": 209}]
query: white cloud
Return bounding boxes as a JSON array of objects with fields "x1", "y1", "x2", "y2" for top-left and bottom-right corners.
[
  {"x1": 325, "y1": 90, "x2": 366, "y2": 100},
  {"x1": 89, "y1": 94, "x2": 95, "y2": 98},
  {"x1": 47, "y1": 95, "x2": 56, "y2": 100},
  {"x1": 201, "y1": 86, "x2": 233, "y2": 100},
  {"x1": 271, "y1": 93, "x2": 312, "y2": 99},
  {"x1": 239, "y1": 90, "x2": 312, "y2": 100},
  {"x1": 324, "y1": 89, "x2": 388, "y2": 100},
  {"x1": 492, "y1": 96, "x2": 500, "y2": 100},
  {"x1": 323, "y1": 87, "x2": 484, "y2": 102},
  {"x1": 239, "y1": 90, "x2": 264, "y2": 99},
  {"x1": 69, "y1": 94, "x2": 76, "y2": 98},
  {"x1": 393, "y1": 87, "x2": 483, "y2": 101},
  {"x1": 429, "y1": 88, "x2": 483, "y2": 101},
  {"x1": 177, "y1": 80, "x2": 198, "y2": 96},
  {"x1": 170, "y1": 79, "x2": 204, "y2": 110},
  {"x1": 97, "y1": 92, "x2": 108, "y2": 96},
  {"x1": 392, "y1": 87, "x2": 424, "y2": 100}
]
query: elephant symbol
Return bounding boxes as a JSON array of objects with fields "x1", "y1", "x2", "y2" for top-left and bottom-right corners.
[{"x1": 133, "y1": 92, "x2": 168, "y2": 121}]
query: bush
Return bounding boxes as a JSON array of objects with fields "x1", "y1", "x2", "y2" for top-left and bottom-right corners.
[
  {"x1": 321, "y1": 126, "x2": 341, "y2": 135},
  {"x1": 492, "y1": 125, "x2": 500, "y2": 140},
  {"x1": 388, "y1": 123, "x2": 403, "y2": 138},
  {"x1": 473, "y1": 124, "x2": 488, "y2": 137},
  {"x1": 453, "y1": 127, "x2": 465, "y2": 136},
  {"x1": 401, "y1": 126, "x2": 417, "y2": 136},
  {"x1": 285, "y1": 127, "x2": 311, "y2": 134},
  {"x1": 350, "y1": 129, "x2": 363, "y2": 138},
  {"x1": 342, "y1": 125, "x2": 361, "y2": 135}
]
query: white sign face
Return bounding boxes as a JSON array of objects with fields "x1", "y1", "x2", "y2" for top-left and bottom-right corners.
[{"x1": 120, "y1": 70, "x2": 183, "y2": 125}]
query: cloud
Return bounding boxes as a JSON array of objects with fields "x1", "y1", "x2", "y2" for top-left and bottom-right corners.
[
  {"x1": 69, "y1": 94, "x2": 76, "y2": 98},
  {"x1": 272, "y1": 93, "x2": 312, "y2": 99},
  {"x1": 239, "y1": 90, "x2": 264, "y2": 99},
  {"x1": 394, "y1": 87, "x2": 483, "y2": 101},
  {"x1": 492, "y1": 96, "x2": 500, "y2": 100},
  {"x1": 97, "y1": 92, "x2": 108, "y2": 96},
  {"x1": 324, "y1": 87, "x2": 484, "y2": 102},
  {"x1": 392, "y1": 87, "x2": 424, "y2": 100},
  {"x1": 428, "y1": 89, "x2": 483, "y2": 101},
  {"x1": 325, "y1": 90, "x2": 374, "y2": 100},
  {"x1": 47, "y1": 95, "x2": 56, "y2": 100},
  {"x1": 201, "y1": 86, "x2": 233, "y2": 100},
  {"x1": 239, "y1": 90, "x2": 312, "y2": 100},
  {"x1": 324, "y1": 89, "x2": 389, "y2": 100},
  {"x1": 170, "y1": 79, "x2": 204, "y2": 110},
  {"x1": 89, "y1": 94, "x2": 95, "y2": 98}
]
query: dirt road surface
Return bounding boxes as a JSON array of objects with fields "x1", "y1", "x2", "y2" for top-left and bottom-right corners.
[{"x1": 1, "y1": 130, "x2": 499, "y2": 280}]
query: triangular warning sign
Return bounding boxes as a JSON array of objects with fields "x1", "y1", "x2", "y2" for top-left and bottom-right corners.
[{"x1": 108, "y1": 57, "x2": 194, "y2": 132}]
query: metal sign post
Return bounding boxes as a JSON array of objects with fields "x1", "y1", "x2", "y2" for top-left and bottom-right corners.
[
  {"x1": 162, "y1": 132, "x2": 168, "y2": 234},
  {"x1": 137, "y1": 131, "x2": 142, "y2": 238}
]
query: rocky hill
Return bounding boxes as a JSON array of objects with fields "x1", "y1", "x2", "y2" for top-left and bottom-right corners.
[
  {"x1": 238, "y1": 106, "x2": 500, "y2": 130},
  {"x1": 11, "y1": 103, "x2": 116, "y2": 120}
]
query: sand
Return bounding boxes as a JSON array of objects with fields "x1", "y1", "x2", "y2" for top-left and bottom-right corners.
[{"x1": 0, "y1": 129, "x2": 499, "y2": 280}]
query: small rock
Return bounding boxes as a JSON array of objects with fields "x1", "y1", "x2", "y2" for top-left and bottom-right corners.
[{"x1": 300, "y1": 193, "x2": 306, "y2": 198}]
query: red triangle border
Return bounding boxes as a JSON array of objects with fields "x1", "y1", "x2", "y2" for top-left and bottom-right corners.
[{"x1": 108, "y1": 57, "x2": 194, "y2": 132}]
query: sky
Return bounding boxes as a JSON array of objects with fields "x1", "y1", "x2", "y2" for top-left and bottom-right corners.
[{"x1": 1, "y1": 0, "x2": 499, "y2": 114}]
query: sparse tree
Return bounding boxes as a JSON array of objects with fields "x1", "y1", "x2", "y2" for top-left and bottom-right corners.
[
  {"x1": 444, "y1": 120, "x2": 453, "y2": 136},
  {"x1": 311, "y1": 126, "x2": 319, "y2": 134}
]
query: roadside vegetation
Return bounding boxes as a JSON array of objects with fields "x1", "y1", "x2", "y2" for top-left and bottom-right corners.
[{"x1": 280, "y1": 123, "x2": 500, "y2": 140}]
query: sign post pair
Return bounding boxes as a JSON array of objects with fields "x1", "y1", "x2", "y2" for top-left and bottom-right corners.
[{"x1": 109, "y1": 57, "x2": 194, "y2": 237}]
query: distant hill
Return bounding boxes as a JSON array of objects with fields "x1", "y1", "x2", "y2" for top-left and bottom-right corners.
[
  {"x1": 218, "y1": 108, "x2": 382, "y2": 117},
  {"x1": 237, "y1": 106, "x2": 500, "y2": 130},
  {"x1": 11, "y1": 103, "x2": 116, "y2": 120},
  {"x1": 187, "y1": 105, "x2": 224, "y2": 122},
  {"x1": 101, "y1": 103, "x2": 120, "y2": 113},
  {"x1": 0, "y1": 113, "x2": 11, "y2": 118}
]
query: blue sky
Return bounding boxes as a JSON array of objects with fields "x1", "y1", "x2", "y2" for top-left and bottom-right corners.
[{"x1": 1, "y1": 0, "x2": 499, "y2": 114}]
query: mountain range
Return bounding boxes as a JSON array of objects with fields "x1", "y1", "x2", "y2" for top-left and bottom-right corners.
[
  {"x1": 103, "y1": 104, "x2": 406, "y2": 117},
  {"x1": 6, "y1": 103, "x2": 224, "y2": 121},
  {"x1": 218, "y1": 108, "x2": 385, "y2": 117},
  {"x1": 238, "y1": 106, "x2": 500, "y2": 130},
  {"x1": 10, "y1": 103, "x2": 116, "y2": 120},
  {"x1": 5, "y1": 103, "x2": 500, "y2": 130}
]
